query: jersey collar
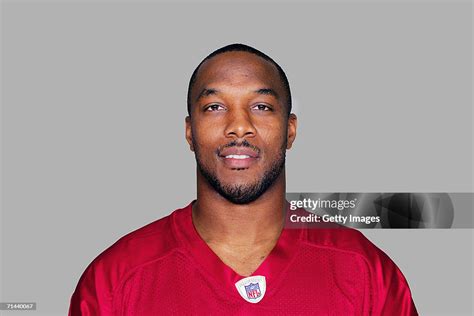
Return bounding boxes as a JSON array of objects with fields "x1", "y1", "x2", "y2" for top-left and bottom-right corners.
[{"x1": 172, "y1": 200, "x2": 303, "y2": 297}]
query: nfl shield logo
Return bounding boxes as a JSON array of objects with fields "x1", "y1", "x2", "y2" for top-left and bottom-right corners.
[
  {"x1": 244, "y1": 283, "x2": 261, "y2": 299},
  {"x1": 235, "y1": 275, "x2": 266, "y2": 304}
]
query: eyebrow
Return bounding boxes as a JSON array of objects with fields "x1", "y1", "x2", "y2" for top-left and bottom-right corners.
[
  {"x1": 195, "y1": 87, "x2": 280, "y2": 102},
  {"x1": 196, "y1": 88, "x2": 219, "y2": 102},
  {"x1": 255, "y1": 88, "x2": 279, "y2": 99}
]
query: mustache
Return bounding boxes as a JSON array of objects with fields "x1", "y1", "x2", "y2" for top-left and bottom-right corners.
[{"x1": 216, "y1": 139, "x2": 261, "y2": 156}]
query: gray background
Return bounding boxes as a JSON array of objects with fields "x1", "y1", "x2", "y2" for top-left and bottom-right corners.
[{"x1": 1, "y1": 1, "x2": 472, "y2": 315}]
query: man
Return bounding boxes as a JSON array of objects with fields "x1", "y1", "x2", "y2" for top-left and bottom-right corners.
[{"x1": 69, "y1": 44, "x2": 418, "y2": 315}]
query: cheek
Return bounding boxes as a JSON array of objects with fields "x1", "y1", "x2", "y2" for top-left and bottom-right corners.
[
  {"x1": 192, "y1": 119, "x2": 222, "y2": 141},
  {"x1": 192, "y1": 128, "x2": 220, "y2": 156},
  {"x1": 258, "y1": 125, "x2": 287, "y2": 150}
]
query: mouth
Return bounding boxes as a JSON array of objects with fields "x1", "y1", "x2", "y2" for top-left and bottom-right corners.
[
  {"x1": 219, "y1": 155, "x2": 259, "y2": 169},
  {"x1": 217, "y1": 147, "x2": 260, "y2": 170},
  {"x1": 224, "y1": 154, "x2": 253, "y2": 159}
]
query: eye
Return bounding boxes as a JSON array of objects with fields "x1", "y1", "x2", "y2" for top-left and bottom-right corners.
[
  {"x1": 252, "y1": 104, "x2": 272, "y2": 111},
  {"x1": 205, "y1": 104, "x2": 225, "y2": 112}
]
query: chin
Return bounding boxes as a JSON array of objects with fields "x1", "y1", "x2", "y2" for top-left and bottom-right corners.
[{"x1": 218, "y1": 172, "x2": 260, "y2": 184}]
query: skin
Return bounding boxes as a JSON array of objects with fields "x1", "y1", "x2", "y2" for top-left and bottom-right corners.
[{"x1": 185, "y1": 51, "x2": 297, "y2": 276}]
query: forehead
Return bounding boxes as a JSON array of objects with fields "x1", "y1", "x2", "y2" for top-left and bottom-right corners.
[{"x1": 192, "y1": 51, "x2": 284, "y2": 98}]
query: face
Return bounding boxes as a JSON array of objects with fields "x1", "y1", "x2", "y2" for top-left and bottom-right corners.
[{"x1": 186, "y1": 51, "x2": 297, "y2": 204}]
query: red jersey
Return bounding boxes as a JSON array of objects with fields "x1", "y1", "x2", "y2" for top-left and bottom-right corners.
[{"x1": 69, "y1": 201, "x2": 418, "y2": 315}]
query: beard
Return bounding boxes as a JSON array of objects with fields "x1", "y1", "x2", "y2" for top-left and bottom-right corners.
[{"x1": 193, "y1": 139, "x2": 286, "y2": 204}]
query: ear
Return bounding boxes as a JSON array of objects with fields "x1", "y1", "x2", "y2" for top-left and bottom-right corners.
[
  {"x1": 286, "y1": 113, "x2": 297, "y2": 150},
  {"x1": 185, "y1": 116, "x2": 194, "y2": 152}
]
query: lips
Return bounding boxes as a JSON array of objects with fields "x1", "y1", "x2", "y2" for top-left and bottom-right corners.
[
  {"x1": 219, "y1": 147, "x2": 259, "y2": 158},
  {"x1": 218, "y1": 147, "x2": 260, "y2": 169}
]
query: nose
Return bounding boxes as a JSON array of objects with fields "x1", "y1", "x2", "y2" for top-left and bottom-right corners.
[{"x1": 224, "y1": 108, "x2": 257, "y2": 139}]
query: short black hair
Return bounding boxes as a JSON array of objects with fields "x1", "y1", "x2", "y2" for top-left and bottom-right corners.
[{"x1": 187, "y1": 43, "x2": 292, "y2": 117}]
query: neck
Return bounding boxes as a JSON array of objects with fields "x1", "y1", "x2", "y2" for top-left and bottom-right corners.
[{"x1": 192, "y1": 170, "x2": 286, "y2": 247}]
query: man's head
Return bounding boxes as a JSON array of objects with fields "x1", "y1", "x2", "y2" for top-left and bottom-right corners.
[{"x1": 185, "y1": 44, "x2": 297, "y2": 204}]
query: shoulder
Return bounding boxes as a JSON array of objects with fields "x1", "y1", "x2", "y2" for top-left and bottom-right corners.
[
  {"x1": 69, "y1": 205, "x2": 189, "y2": 314},
  {"x1": 301, "y1": 226, "x2": 417, "y2": 315},
  {"x1": 90, "y1": 206, "x2": 188, "y2": 280},
  {"x1": 301, "y1": 225, "x2": 393, "y2": 266},
  {"x1": 95, "y1": 210, "x2": 180, "y2": 274}
]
